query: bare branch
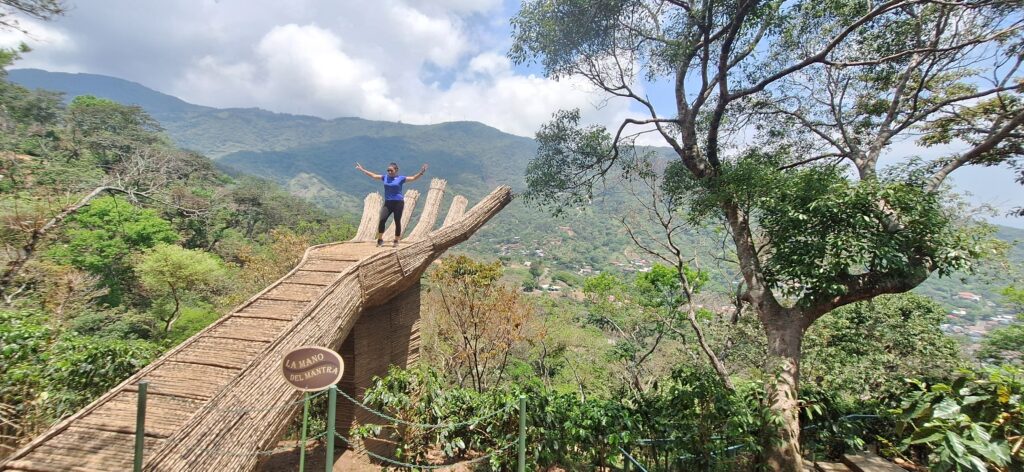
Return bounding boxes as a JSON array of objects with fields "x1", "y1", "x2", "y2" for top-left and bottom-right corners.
[
  {"x1": 926, "y1": 109, "x2": 1024, "y2": 192},
  {"x1": 729, "y1": 0, "x2": 921, "y2": 102},
  {"x1": 822, "y1": 26, "x2": 1022, "y2": 68}
]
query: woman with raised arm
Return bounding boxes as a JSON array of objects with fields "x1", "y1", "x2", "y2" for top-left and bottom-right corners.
[{"x1": 355, "y1": 161, "x2": 428, "y2": 247}]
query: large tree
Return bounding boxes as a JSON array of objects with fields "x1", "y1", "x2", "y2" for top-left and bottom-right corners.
[
  {"x1": 424, "y1": 256, "x2": 538, "y2": 392},
  {"x1": 0, "y1": 93, "x2": 212, "y2": 301},
  {"x1": 510, "y1": 0, "x2": 1023, "y2": 469},
  {"x1": 136, "y1": 244, "x2": 230, "y2": 333}
]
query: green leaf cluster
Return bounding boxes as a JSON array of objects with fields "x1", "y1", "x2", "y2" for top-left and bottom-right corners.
[
  {"x1": 354, "y1": 364, "x2": 774, "y2": 471},
  {"x1": 45, "y1": 195, "x2": 179, "y2": 304},
  {"x1": 892, "y1": 367, "x2": 1023, "y2": 471},
  {"x1": 523, "y1": 109, "x2": 614, "y2": 214},
  {"x1": 803, "y1": 293, "x2": 964, "y2": 403},
  {"x1": 0, "y1": 308, "x2": 159, "y2": 427},
  {"x1": 665, "y1": 154, "x2": 983, "y2": 303}
]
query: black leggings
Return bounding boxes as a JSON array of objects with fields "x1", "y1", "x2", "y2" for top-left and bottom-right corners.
[{"x1": 378, "y1": 200, "x2": 405, "y2": 237}]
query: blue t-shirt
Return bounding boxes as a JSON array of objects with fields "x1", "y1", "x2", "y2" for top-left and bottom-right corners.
[{"x1": 382, "y1": 175, "x2": 407, "y2": 201}]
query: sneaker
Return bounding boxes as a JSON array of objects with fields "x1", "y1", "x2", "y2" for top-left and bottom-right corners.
[
  {"x1": 392, "y1": 240, "x2": 400, "y2": 247},
  {"x1": 376, "y1": 239, "x2": 384, "y2": 247}
]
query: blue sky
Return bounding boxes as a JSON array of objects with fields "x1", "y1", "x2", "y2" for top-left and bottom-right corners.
[{"x1": 1, "y1": 0, "x2": 1020, "y2": 227}]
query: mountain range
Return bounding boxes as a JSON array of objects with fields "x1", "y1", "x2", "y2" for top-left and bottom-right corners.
[
  {"x1": 7, "y1": 68, "x2": 1022, "y2": 312},
  {"x1": 6, "y1": 68, "x2": 638, "y2": 277},
  {"x1": 7, "y1": 68, "x2": 535, "y2": 210}
]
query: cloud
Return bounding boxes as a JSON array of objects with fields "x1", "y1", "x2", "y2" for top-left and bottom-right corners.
[
  {"x1": 3, "y1": 0, "x2": 641, "y2": 141},
  {"x1": 413, "y1": 52, "x2": 635, "y2": 137},
  {"x1": 0, "y1": 16, "x2": 75, "y2": 62}
]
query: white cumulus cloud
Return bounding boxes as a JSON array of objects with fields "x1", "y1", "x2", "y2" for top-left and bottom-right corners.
[{"x1": 4, "y1": 0, "x2": 644, "y2": 141}]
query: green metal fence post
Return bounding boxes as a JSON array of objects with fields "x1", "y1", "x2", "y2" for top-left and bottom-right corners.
[
  {"x1": 133, "y1": 381, "x2": 148, "y2": 472},
  {"x1": 326, "y1": 386, "x2": 337, "y2": 472},
  {"x1": 518, "y1": 395, "x2": 526, "y2": 472},
  {"x1": 299, "y1": 392, "x2": 310, "y2": 472}
]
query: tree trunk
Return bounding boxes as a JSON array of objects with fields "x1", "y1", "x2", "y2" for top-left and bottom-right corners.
[
  {"x1": 0, "y1": 186, "x2": 121, "y2": 301},
  {"x1": 763, "y1": 315, "x2": 805, "y2": 472}
]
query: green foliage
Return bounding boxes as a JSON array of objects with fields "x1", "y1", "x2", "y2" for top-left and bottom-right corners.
[
  {"x1": 978, "y1": 325, "x2": 1024, "y2": 364},
  {"x1": 582, "y1": 272, "x2": 621, "y2": 296},
  {"x1": 1002, "y1": 285, "x2": 1024, "y2": 311},
  {"x1": 66, "y1": 309, "x2": 158, "y2": 340},
  {"x1": 798, "y1": 386, "x2": 892, "y2": 462},
  {"x1": 633, "y1": 263, "x2": 707, "y2": 307},
  {"x1": 0, "y1": 54, "x2": 62, "y2": 154},
  {"x1": 509, "y1": 0, "x2": 626, "y2": 77},
  {"x1": 527, "y1": 262, "x2": 542, "y2": 279},
  {"x1": 581, "y1": 271, "x2": 676, "y2": 392},
  {"x1": 0, "y1": 44, "x2": 29, "y2": 70},
  {"x1": 355, "y1": 365, "x2": 777, "y2": 470},
  {"x1": 920, "y1": 95, "x2": 1023, "y2": 166},
  {"x1": 630, "y1": 367, "x2": 775, "y2": 471},
  {"x1": 294, "y1": 218, "x2": 355, "y2": 245},
  {"x1": 0, "y1": 308, "x2": 53, "y2": 405},
  {"x1": 803, "y1": 293, "x2": 964, "y2": 401},
  {"x1": 42, "y1": 334, "x2": 159, "y2": 416},
  {"x1": 352, "y1": 366, "x2": 520, "y2": 466},
  {"x1": 226, "y1": 176, "x2": 327, "y2": 239},
  {"x1": 430, "y1": 255, "x2": 503, "y2": 287},
  {"x1": 136, "y1": 243, "x2": 231, "y2": 332},
  {"x1": 759, "y1": 171, "x2": 979, "y2": 302},
  {"x1": 354, "y1": 365, "x2": 629, "y2": 470},
  {"x1": 523, "y1": 109, "x2": 614, "y2": 213},
  {"x1": 891, "y1": 367, "x2": 1023, "y2": 471},
  {"x1": 0, "y1": 308, "x2": 159, "y2": 427},
  {"x1": 64, "y1": 94, "x2": 162, "y2": 165},
  {"x1": 667, "y1": 155, "x2": 985, "y2": 304},
  {"x1": 46, "y1": 195, "x2": 179, "y2": 304},
  {"x1": 163, "y1": 305, "x2": 222, "y2": 346}
]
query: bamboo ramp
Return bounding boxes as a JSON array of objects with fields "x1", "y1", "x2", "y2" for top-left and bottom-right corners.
[{"x1": 1, "y1": 181, "x2": 512, "y2": 472}]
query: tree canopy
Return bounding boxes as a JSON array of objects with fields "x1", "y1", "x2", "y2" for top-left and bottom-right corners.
[{"x1": 511, "y1": 0, "x2": 1022, "y2": 468}]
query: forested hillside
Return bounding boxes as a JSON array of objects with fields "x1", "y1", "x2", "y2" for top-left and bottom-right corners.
[
  {"x1": 0, "y1": 58, "x2": 355, "y2": 455},
  {"x1": 11, "y1": 68, "x2": 1021, "y2": 316},
  {"x1": 4, "y1": 64, "x2": 1022, "y2": 471}
]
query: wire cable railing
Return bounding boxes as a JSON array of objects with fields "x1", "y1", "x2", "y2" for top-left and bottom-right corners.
[{"x1": 130, "y1": 380, "x2": 529, "y2": 471}]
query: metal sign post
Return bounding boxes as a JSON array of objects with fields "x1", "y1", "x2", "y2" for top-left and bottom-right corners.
[
  {"x1": 326, "y1": 386, "x2": 337, "y2": 472},
  {"x1": 299, "y1": 392, "x2": 310, "y2": 472},
  {"x1": 133, "y1": 381, "x2": 148, "y2": 472}
]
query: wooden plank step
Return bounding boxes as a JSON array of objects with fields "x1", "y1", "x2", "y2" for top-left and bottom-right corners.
[
  {"x1": 4, "y1": 427, "x2": 162, "y2": 472},
  {"x1": 842, "y1": 452, "x2": 905, "y2": 472},
  {"x1": 169, "y1": 337, "x2": 267, "y2": 369},
  {"x1": 299, "y1": 259, "x2": 355, "y2": 272},
  {"x1": 206, "y1": 317, "x2": 291, "y2": 343},
  {"x1": 260, "y1": 282, "x2": 324, "y2": 302},
  {"x1": 77, "y1": 391, "x2": 201, "y2": 438},
  {"x1": 312, "y1": 243, "x2": 374, "y2": 258},
  {"x1": 235, "y1": 299, "x2": 307, "y2": 320},
  {"x1": 285, "y1": 269, "x2": 338, "y2": 285},
  {"x1": 313, "y1": 254, "x2": 361, "y2": 262},
  {"x1": 127, "y1": 361, "x2": 237, "y2": 400}
]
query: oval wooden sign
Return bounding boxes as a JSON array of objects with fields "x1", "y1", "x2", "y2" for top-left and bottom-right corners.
[{"x1": 281, "y1": 345, "x2": 344, "y2": 391}]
